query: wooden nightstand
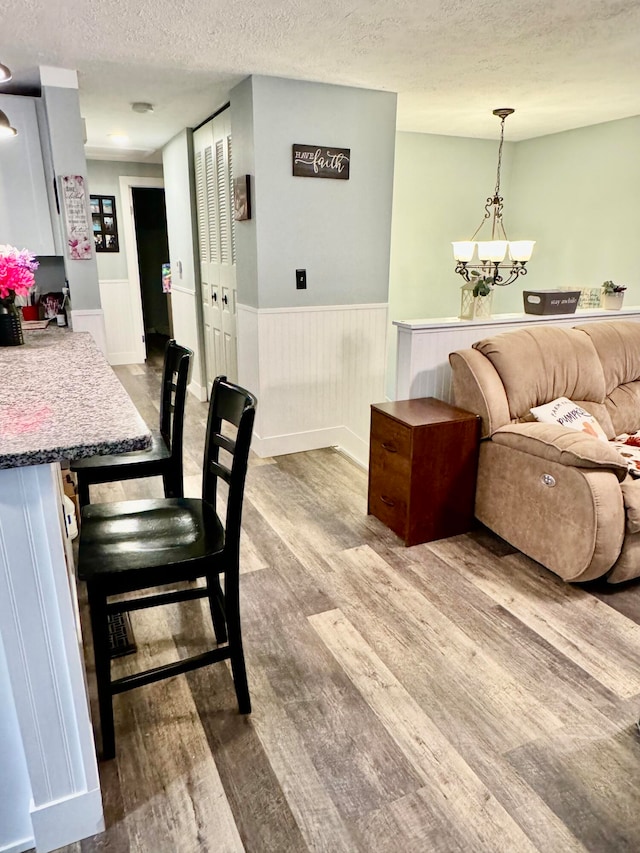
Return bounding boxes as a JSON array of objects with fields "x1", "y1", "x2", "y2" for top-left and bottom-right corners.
[{"x1": 368, "y1": 397, "x2": 480, "y2": 546}]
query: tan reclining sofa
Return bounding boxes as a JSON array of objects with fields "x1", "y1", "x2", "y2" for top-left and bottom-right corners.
[{"x1": 450, "y1": 320, "x2": 640, "y2": 583}]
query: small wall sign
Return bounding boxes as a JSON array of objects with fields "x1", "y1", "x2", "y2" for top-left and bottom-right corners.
[
  {"x1": 61, "y1": 175, "x2": 93, "y2": 260},
  {"x1": 292, "y1": 144, "x2": 350, "y2": 180}
]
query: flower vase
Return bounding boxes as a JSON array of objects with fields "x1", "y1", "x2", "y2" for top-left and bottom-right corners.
[
  {"x1": 459, "y1": 282, "x2": 494, "y2": 321},
  {"x1": 603, "y1": 292, "x2": 624, "y2": 311},
  {"x1": 0, "y1": 296, "x2": 24, "y2": 346}
]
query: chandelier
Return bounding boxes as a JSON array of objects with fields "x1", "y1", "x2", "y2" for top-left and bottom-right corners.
[{"x1": 452, "y1": 108, "x2": 534, "y2": 286}]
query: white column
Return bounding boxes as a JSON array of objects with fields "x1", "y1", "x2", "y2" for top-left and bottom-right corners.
[{"x1": 0, "y1": 463, "x2": 103, "y2": 853}]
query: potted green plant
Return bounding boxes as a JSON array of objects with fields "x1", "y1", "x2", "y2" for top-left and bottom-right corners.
[{"x1": 602, "y1": 280, "x2": 627, "y2": 310}]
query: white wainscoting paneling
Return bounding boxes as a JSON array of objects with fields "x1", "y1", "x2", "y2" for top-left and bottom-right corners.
[
  {"x1": 238, "y1": 303, "x2": 388, "y2": 467},
  {"x1": 97, "y1": 279, "x2": 142, "y2": 365},
  {"x1": 69, "y1": 309, "x2": 107, "y2": 358},
  {"x1": 0, "y1": 464, "x2": 103, "y2": 853},
  {"x1": 395, "y1": 308, "x2": 640, "y2": 403},
  {"x1": 170, "y1": 286, "x2": 207, "y2": 401}
]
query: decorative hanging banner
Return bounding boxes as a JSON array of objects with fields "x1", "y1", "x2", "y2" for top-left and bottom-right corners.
[
  {"x1": 60, "y1": 175, "x2": 93, "y2": 260},
  {"x1": 292, "y1": 144, "x2": 350, "y2": 180}
]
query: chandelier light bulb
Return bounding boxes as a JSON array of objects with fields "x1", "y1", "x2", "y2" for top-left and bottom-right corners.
[{"x1": 0, "y1": 63, "x2": 12, "y2": 83}]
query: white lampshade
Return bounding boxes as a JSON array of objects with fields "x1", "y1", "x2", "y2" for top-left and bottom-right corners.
[
  {"x1": 509, "y1": 240, "x2": 535, "y2": 262},
  {"x1": 477, "y1": 240, "x2": 507, "y2": 262},
  {"x1": 452, "y1": 241, "x2": 475, "y2": 262}
]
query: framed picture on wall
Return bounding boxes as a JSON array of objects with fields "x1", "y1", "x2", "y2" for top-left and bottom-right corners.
[
  {"x1": 90, "y1": 194, "x2": 119, "y2": 252},
  {"x1": 233, "y1": 175, "x2": 251, "y2": 221}
]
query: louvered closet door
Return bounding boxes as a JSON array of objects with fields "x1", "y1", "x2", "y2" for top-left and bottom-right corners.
[{"x1": 193, "y1": 109, "x2": 238, "y2": 395}]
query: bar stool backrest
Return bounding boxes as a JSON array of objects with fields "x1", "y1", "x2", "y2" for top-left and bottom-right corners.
[{"x1": 203, "y1": 375, "x2": 257, "y2": 562}]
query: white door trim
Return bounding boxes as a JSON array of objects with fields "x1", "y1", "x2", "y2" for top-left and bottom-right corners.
[{"x1": 118, "y1": 176, "x2": 165, "y2": 364}]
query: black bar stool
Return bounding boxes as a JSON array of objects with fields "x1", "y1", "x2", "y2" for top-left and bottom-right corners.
[
  {"x1": 78, "y1": 376, "x2": 257, "y2": 759},
  {"x1": 72, "y1": 340, "x2": 192, "y2": 506}
]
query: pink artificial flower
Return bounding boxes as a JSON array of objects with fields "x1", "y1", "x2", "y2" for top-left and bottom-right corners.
[{"x1": 0, "y1": 245, "x2": 39, "y2": 300}]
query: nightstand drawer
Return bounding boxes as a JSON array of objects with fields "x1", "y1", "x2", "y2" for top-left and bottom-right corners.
[
  {"x1": 370, "y1": 411, "x2": 411, "y2": 460},
  {"x1": 368, "y1": 481, "x2": 408, "y2": 539}
]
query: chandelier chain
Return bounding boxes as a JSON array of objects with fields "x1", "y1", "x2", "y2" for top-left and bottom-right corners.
[{"x1": 495, "y1": 115, "x2": 506, "y2": 198}]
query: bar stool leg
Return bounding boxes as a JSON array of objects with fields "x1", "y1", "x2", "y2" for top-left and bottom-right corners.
[
  {"x1": 207, "y1": 574, "x2": 228, "y2": 645},
  {"x1": 77, "y1": 474, "x2": 90, "y2": 509},
  {"x1": 88, "y1": 584, "x2": 116, "y2": 759},
  {"x1": 225, "y1": 585, "x2": 251, "y2": 714}
]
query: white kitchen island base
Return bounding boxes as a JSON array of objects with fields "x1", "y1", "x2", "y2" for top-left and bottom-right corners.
[{"x1": 0, "y1": 463, "x2": 104, "y2": 853}]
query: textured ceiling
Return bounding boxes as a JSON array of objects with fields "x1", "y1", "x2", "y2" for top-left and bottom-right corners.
[{"x1": 1, "y1": 0, "x2": 639, "y2": 160}]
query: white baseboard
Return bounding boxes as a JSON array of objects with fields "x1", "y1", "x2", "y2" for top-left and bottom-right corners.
[
  {"x1": 0, "y1": 837, "x2": 35, "y2": 853},
  {"x1": 188, "y1": 379, "x2": 207, "y2": 402},
  {"x1": 252, "y1": 425, "x2": 369, "y2": 468},
  {"x1": 69, "y1": 309, "x2": 107, "y2": 356},
  {"x1": 30, "y1": 786, "x2": 104, "y2": 853}
]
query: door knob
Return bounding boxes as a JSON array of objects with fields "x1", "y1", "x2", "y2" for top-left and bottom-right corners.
[
  {"x1": 222, "y1": 294, "x2": 228, "y2": 305},
  {"x1": 212, "y1": 292, "x2": 217, "y2": 302}
]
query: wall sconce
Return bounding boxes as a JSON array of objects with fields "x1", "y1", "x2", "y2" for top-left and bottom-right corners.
[{"x1": 452, "y1": 108, "x2": 534, "y2": 287}]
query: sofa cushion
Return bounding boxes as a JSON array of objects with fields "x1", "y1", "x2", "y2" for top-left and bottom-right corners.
[
  {"x1": 576, "y1": 321, "x2": 640, "y2": 394},
  {"x1": 473, "y1": 326, "x2": 606, "y2": 422},
  {"x1": 620, "y1": 479, "x2": 640, "y2": 534},
  {"x1": 603, "y1": 382, "x2": 640, "y2": 437},
  {"x1": 491, "y1": 422, "x2": 628, "y2": 481},
  {"x1": 530, "y1": 397, "x2": 609, "y2": 441}
]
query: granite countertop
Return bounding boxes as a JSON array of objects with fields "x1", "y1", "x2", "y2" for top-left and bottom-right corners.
[{"x1": 0, "y1": 328, "x2": 151, "y2": 469}]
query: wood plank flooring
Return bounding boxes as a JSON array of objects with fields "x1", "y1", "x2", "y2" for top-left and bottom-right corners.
[{"x1": 54, "y1": 353, "x2": 640, "y2": 853}]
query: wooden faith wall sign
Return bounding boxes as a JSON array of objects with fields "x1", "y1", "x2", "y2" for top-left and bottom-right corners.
[{"x1": 292, "y1": 144, "x2": 350, "y2": 180}]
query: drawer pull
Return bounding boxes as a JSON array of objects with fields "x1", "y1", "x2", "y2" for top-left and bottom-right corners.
[
  {"x1": 381, "y1": 442, "x2": 397, "y2": 453},
  {"x1": 380, "y1": 495, "x2": 395, "y2": 507}
]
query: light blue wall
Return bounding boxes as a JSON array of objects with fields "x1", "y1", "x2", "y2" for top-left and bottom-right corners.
[
  {"x1": 41, "y1": 85, "x2": 101, "y2": 311},
  {"x1": 86, "y1": 159, "x2": 164, "y2": 281},
  {"x1": 234, "y1": 75, "x2": 397, "y2": 310},
  {"x1": 230, "y1": 79, "x2": 258, "y2": 308}
]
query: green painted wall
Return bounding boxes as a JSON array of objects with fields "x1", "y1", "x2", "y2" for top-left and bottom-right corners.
[
  {"x1": 389, "y1": 115, "x2": 640, "y2": 326},
  {"x1": 503, "y1": 115, "x2": 640, "y2": 312},
  {"x1": 389, "y1": 131, "x2": 515, "y2": 326}
]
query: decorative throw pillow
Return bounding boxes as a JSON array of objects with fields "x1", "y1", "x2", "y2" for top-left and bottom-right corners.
[
  {"x1": 612, "y1": 433, "x2": 640, "y2": 480},
  {"x1": 530, "y1": 397, "x2": 609, "y2": 442}
]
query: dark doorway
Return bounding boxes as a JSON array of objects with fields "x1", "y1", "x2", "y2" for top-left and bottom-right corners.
[{"x1": 132, "y1": 187, "x2": 172, "y2": 358}]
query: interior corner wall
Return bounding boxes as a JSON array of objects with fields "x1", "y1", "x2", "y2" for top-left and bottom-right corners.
[
  {"x1": 162, "y1": 129, "x2": 207, "y2": 400},
  {"x1": 86, "y1": 159, "x2": 164, "y2": 281},
  {"x1": 231, "y1": 75, "x2": 397, "y2": 464},
  {"x1": 40, "y1": 85, "x2": 101, "y2": 312},
  {"x1": 230, "y1": 78, "x2": 258, "y2": 310},
  {"x1": 389, "y1": 114, "x2": 640, "y2": 333},
  {"x1": 386, "y1": 131, "x2": 514, "y2": 397}
]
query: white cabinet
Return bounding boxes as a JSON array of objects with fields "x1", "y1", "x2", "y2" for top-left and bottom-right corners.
[{"x1": 0, "y1": 95, "x2": 55, "y2": 255}]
